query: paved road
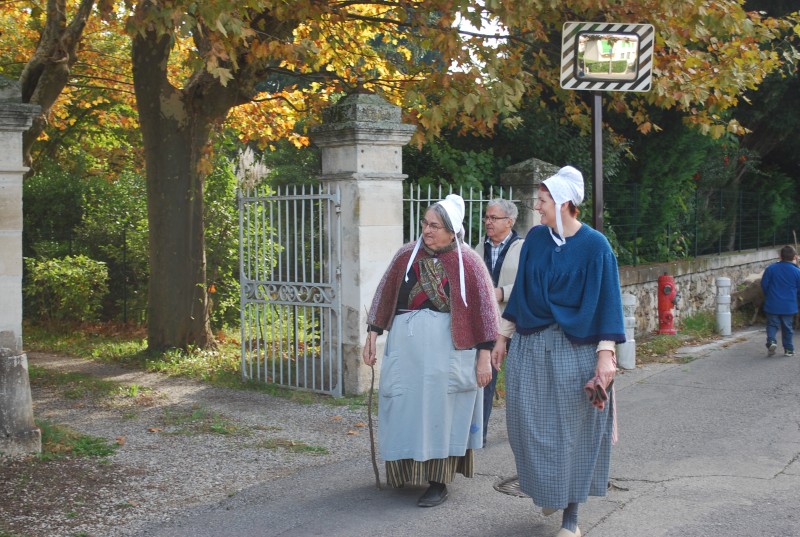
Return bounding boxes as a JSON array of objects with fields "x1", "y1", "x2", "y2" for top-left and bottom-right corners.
[{"x1": 136, "y1": 328, "x2": 800, "y2": 537}]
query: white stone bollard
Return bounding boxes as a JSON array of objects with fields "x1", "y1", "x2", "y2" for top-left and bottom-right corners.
[
  {"x1": 716, "y1": 277, "x2": 732, "y2": 336},
  {"x1": 616, "y1": 293, "x2": 637, "y2": 369}
]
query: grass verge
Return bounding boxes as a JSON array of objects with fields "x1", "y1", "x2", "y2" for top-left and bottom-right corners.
[
  {"x1": 36, "y1": 419, "x2": 118, "y2": 460},
  {"x1": 636, "y1": 308, "x2": 756, "y2": 363},
  {"x1": 23, "y1": 322, "x2": 369, "y2": 409}
]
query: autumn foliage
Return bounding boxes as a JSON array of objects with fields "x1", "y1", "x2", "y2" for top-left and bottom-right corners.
[
  {"x1": 1, "y1": 0, "x2": 797, "y2": 349},
  {"x1": 1, "y1": 1, "x2": 796, "y2": 157}
]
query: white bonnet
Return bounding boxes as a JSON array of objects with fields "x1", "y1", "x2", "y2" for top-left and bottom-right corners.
[
  {"x1": 542, "y1": 166, "x2": 584, "y2": 246},
  {"x1": 543, "y1": 166, "x2": 584, "y2": 208},
  {"x1": 436, "y1": 194, "x2": 465, "y2": 235}
]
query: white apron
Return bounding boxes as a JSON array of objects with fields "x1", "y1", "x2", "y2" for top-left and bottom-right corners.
[{"x1": 378, "y1": 309, "x2": 483, "y2": 462}]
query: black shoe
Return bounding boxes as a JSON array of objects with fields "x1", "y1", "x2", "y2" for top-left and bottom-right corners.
[{"x1": 417, "y1": 482, "x2": 448, "y2": 507}]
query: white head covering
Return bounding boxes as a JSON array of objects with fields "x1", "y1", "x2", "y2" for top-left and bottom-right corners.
[
  {"x1": 404, "y1": 194, "x2": 468, "y2": 306},
  {"x1": 542, "y1": 166, "x2": 584, "y2": 246},
  {"x1": 437, "y1": 194, "x2": 465, "y2": 235}
]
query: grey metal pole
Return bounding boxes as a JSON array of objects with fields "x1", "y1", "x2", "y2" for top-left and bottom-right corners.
[{"x1": 591, "y1": 91, "x2": 603, "y2": 233}]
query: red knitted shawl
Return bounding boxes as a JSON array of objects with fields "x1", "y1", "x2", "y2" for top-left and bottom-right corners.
[{"x1": 367, "y1": 241, "x2": 500, "y2": 350}]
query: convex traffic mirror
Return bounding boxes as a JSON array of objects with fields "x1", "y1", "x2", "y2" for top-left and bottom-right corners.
[{"x1": 576, "y1": 32, "x2": 640, "y2": 82}]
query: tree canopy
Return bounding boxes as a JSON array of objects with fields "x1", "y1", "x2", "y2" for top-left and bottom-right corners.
[
  {"x1": 1, "y1": 0, "x2": 798, "y2": 349},
  {"x1": 5, "y1": 1, "x2": 798, "y2": 158}
]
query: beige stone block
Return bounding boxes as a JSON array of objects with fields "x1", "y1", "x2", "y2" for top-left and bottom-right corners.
[
  {"x1": 321, "y1": 146, "x2": 357, "y2": 175},
  {"x1": 0, "y1": 176, "x2": 23, "y2": 231},
  {"x1": 0, "y1": 134, "x2": 23, "y2": 168},
  {"x1": 354, "y1": 144, "x2": 403, "y2": 174},
  {"x1": 0, "y1": 233, "x2": 22, "y2": 276},
  {"x1": 356, "y1": 182, "x2": 403, "y2": 226},
  {"x1": 354, "y1": 225, "x2": 402, "y2": 302},
  {"x1": 0, "y1": 276, "x2": 22, "y2": 336},
  {"x1": 319, "y1": 142, "x2": 407, "y2": 176}
]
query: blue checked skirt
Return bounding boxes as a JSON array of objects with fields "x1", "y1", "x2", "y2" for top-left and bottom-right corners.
[{"x1": 505, "y1": 325, "x2": 613, "y2": 509}]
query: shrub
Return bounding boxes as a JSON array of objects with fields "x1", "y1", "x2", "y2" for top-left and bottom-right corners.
[
  {"x1": 24, "y1": 255, "x2": 109, "y2": 323},
  {"x1": 22, "y1": 158, "x2": 99, "y2": 259},
  {"x1": 76, "y1": 171, "x2": 149, "y2": 323}
]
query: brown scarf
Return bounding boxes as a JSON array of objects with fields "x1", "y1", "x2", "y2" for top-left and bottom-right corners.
[{"x1": 408, "y1": 242, "x2": 457, "y2": 311}]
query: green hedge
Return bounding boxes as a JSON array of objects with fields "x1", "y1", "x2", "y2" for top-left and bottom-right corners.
[
  {"x1": 24, "y1": 255, "x2": 109, "y2": 323},
  {"x1": 584, "y1": 60, "x2": 629, "y2": 74}
]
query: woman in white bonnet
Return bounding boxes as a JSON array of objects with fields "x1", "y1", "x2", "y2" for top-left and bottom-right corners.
[
  {"x1": 491, "y1": 166, "x2": 625, "y2": 537},
  {"x1": 363, "y1": 194, "x2": 499, "y2": 507}
]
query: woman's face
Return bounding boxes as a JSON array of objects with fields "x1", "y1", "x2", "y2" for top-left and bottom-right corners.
[
  {"x1": 534, "y1": 188, "x2": 558, "y2": 230},
  {"x1": 421, "y1": 209, "x2": 455, "y2": 250}
]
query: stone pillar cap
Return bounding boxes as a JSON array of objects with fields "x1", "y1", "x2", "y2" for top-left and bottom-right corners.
[
  {"x1": 500, "y1": 157, "x2": 560, "y2": 186},
  {"x1": 0, "y1": 75, "x2": 21, "y2": 102}
]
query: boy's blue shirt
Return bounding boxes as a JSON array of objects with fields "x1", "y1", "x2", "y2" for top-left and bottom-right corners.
[{"x1": 761, "y1": 260, "x2": 800, "y2": 315}]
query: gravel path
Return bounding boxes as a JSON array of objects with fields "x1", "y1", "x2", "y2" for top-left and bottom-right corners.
[{"x1": 1, "y1": 352, "x2": 375, "y2": 537}]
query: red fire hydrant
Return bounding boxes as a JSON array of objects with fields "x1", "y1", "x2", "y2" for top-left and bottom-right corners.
[{"x1": 658, "y1": 273, "x2": 678, "y2": 335}]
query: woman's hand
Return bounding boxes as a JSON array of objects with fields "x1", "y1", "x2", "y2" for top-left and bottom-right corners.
[
  {"x1": 595, "y1": 349, "x2": 617, "y2": 389},
  {"x1": 476, "y1": 349, "x2": 492, "y2": 388},
  {"x1": 362, "y1": 331, "x2": 378, "y2": 366},
  {"x1": 491, "y1": 335, "x2": 508, "y2": 371}
]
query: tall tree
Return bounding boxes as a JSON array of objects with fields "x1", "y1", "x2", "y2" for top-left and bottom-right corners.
[
  {"x1": 15, "y1": 0, "x2": 96, "y2": 167},
  {"x1": 127, "y1": 0, "x2": 534, "y2": 349}
]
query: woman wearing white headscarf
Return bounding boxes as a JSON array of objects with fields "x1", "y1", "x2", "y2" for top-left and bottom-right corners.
[
  {"x1": 363, "y1": 194, "x2": 499, "y2": 507},
  {"x1": 491, "y1": 167, "x2": 625, "y2": 537}
]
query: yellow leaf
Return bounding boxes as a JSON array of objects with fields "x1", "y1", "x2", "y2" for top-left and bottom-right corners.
[{"x1": 215, "y1": 17, "x2": 228, "y2": 38}]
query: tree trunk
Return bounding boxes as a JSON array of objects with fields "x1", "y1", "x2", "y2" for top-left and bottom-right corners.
[
  {"x1": 142, "y1": 121, "x2": 214, "y2": 350},
  {"x1": 132, "y1": 28, "x2": 219, "y2": 350}
]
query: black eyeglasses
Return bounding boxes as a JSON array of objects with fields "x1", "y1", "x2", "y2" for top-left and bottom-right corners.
[{"x1": 484, "y1": 215, "x2": 510, "y2": 222}]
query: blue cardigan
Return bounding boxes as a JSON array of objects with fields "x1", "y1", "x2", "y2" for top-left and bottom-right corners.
[{"x1": 502, "y1": 224, "x2": 626, "y2": 344}]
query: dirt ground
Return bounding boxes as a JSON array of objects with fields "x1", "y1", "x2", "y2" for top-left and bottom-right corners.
[{"x1": 1, "y1": 352, "x2": 373, "y2": 537}]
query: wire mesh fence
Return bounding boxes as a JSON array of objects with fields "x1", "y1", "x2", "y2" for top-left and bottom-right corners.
[
  {"x1": 404, "y1": 182, "x2": 799, "y2": 266},
  {"x1": 604, "y1": 184, "x2": 798, "y2": 266}
]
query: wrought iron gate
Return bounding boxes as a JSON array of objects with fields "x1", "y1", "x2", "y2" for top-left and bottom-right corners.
[{"x1": 239, "y1": 184, "x2": 342, "y2": 396}]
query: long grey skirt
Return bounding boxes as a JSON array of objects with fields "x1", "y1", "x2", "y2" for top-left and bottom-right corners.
[{"x1": 505, "y1": 325, "x2": 613, "y2": 509}]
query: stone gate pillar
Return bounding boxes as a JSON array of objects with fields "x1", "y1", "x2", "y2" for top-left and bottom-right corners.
[
  {"x1": 0, "y1": 76, "x2": 41, "y2": 456},
  {"x1": 500, "y1": 157, "x2": 559, "y2": 233},
  {"x1": 311, "y1": 91, "x2": 416, "y2": 395}
]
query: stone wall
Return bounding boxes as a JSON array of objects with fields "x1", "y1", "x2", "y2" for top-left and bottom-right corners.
[{"x1": 620, "y1": 248, "x2": 777, "y2": 335}]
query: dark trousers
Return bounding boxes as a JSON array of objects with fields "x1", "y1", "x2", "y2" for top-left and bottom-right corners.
[
  {"x1": 482, "y1": 366, "x2": 499, "y2": 446},
  {"x1": 766, "y1": 313, "x2": 795, "y2": 352}
]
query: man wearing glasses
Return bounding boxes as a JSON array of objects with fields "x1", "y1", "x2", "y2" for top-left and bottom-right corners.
[{"x1": 475, "y1": 199, "x2": 523, "y2": 447}]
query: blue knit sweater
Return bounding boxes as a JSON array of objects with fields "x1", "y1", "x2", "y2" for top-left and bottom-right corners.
[{"x1": 502, "y1": 224, "x2": 626, "y2": 344}]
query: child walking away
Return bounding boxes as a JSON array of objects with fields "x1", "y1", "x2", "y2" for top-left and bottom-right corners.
[{"x1": 761, "y1": 245, "x2": 800, "y2": 357}]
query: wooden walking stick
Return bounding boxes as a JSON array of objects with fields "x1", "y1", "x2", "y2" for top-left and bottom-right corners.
[
  {"x1": 367, "y1": 362, "x2": 382, "y2": 490},
  {"x1": 364, "y1": 313, "x2": 382, "y2": 490}
]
